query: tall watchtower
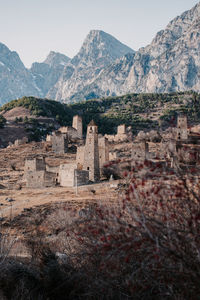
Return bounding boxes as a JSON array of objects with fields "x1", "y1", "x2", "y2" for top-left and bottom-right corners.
[
  {"x1": 83, "y1": 120, "x2": 100, "y2": 182},
  {"x1": 176, "y1": 115, "x2": 188, "y2": 140},
  {"x1": 72, "y1": 115, "x2": 83, "y2": 139}
]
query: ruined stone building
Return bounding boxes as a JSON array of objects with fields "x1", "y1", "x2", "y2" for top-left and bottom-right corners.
[
  {"x1": 51, "y1": 131, "x2": 68, "y2": 154},
  {"x1": 105, "y1": 124, "x2": 131, "y2": 142},
  {"x1": 47, "y1": 115, "x2": 83, "y2": 153},
  {"x1": 58, "y1": 163, "x2": 89, "y2": 187},
  {"x1": 14, "y1": 137, "x2": 28, "y2": 146},
  {"x1": 24, "y1": 157, "x2": 89, "y2": 188},
  {"x1": 58, "y1": 115, "x2": 83, "y2": 140},
  {"x1": 24, "y1": 157, "x2": 57, "y2": 188},
  {"x1": 132, "y1": 141, "x2": 149, "y2": 162},
  {"x1": 83, "y1": 120, "x2": 100, "y2": 182},
  {"x1": 58, "y1": 126, "x2": 79, "y2": 140}
]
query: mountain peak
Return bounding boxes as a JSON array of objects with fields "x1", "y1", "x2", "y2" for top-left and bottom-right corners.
[
  {"x1": 71, "y1": 29, "x2": 134, "y2": 67},
  {"x1": 44, "y1": 51, "x2": 70, "y2": 67}
]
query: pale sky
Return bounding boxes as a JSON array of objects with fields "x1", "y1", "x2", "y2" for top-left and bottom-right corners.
[{"x1": 0, "y1": 0, "x2": 199, "y2": 68}]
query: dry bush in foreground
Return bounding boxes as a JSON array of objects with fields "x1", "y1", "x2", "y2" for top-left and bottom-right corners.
[
  {"x1": 66, "y1": 161, "x2": 200, "y2": 299},
  {"x1": 0, "y1": 161, "x2": 200, "y2": 299}
]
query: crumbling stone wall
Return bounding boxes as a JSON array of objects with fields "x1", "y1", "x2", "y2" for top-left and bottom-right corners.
[
  {"x1": 58, "y1": 126, "x2": 79, "y2": 140},
  {"x1": 57, "y1": 115, "x2": 82, "y2": 140},
  {"x1": 105, "y1": 124, "x2": 130, "y2": 143},
  {"x1": 132, "y1": 141, "x2": 149, "y2": 162},
  {"x1": 14, "y1": 137, "x2": 28, "y2": 146},
  {"x1": 24, "y1": 157, "x2": 57, "y2": 188}
]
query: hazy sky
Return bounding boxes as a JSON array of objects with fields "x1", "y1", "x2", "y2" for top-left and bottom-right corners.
[{"x1": 0, "y1": 0, "x2": 199, "y2": 68}]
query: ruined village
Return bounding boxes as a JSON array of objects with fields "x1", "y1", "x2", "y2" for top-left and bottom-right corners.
[{"x1": 0, "y1": 112, "x2": 199, "y2": 221}]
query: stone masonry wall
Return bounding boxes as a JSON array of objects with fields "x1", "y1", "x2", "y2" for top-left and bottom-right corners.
[
  {"x1": 75, "y1": 169, "x2": 89, "y2": 186},
  {"x1": 132, "y1": 141, "x2": 149, "y2": 162},
  {"x1": 117, "y1": 124, "x2": 126, "y2": 135},
  {"x1": 76, "y1": 145, "x2": 85, "y2": 169},
  {"x1": 26, "y1": 170, "x2": 45, "y2": 188},
  {"x1": 24, "y1": 157, "x2": 46, "y2": 173},
  {"x1": 59, "y1": 163, "x2": 76, "y2": 187},
  {"x1": 83, "y1": 122, "x2": 100, "y2": 182},
  {"x1": 72, "y1": 115, "x2": 83, "y2": 139},
  {"x1": 176, "y1": 115, "x2": 188, "y2": 140},
  {"x1": 98, "y1": 136, "x2": 109, "y2": 175},
  {"x1": 52, "y1": 132, "x2": 68, "y2": 154}
]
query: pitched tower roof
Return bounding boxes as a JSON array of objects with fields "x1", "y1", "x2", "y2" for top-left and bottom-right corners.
[{"x1": 88, "y1": 120, "x2": 97, "y2": 126}]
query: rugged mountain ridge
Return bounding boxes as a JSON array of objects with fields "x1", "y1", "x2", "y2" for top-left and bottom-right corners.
[
  {"x1": 73, "y1": 2, "x2": 200, "y2": 99},
  {"x1": 0, "y1": 43, "x2": 40, "y2": 105},
  {"x1": 0, "y1": 30, "x2": 134, "y2": 104},
  {"x1": 30, "y1": 51, "x2": 70, "y2": 97},
  {"x1": 0, "y1": 2, "x2": 200, "y2": 104},
  {"x1": 46, "y1": 30, "x2": 135, "y2": 101}
]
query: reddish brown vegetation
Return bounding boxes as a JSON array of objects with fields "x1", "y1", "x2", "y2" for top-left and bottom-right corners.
[
  {"x1": 0, "y1": 161, "x2": 200, "y2": 299},
  {"x1": 67, "y1": 161, "x2": 200, "y2": 299}
]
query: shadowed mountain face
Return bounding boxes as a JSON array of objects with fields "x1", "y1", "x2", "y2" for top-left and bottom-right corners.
[
  {"x1": 0, "y1": 2, "x2": 200, "y2": 105},
  {"x1": 0, "y1": 43, "x2": 40, "y2": 105},
  {"x1": 30, "y1": 51, "x2": 70, "y2": 97}
]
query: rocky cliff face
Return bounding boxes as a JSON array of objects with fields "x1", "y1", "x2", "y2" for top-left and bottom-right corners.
[
  {"x1": 0, "y1": 43, "x2": 40, "y2": 105},
  {"x1": 46, "y1": 30, "x2": 134, "y2": 101},
  {"x1": 30, "y1": 51, "x2": 70, "y2": 97},
  {"x1": 74, "y1": 2, "x2": 200, "y2": 99}
]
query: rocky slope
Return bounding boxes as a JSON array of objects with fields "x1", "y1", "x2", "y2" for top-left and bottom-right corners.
[
  {"x1": 46, "y1": 30, "x2": 134, "y2": 101},
  {"x1": 73, "y1": 2, "x2": 200, "y2": 98},
  {"x1": 30, "y1": 51, "x2": 70, "y2": 97},
  {"x1": 0, "y1": 43, "x2": 40, "y2": 105}
]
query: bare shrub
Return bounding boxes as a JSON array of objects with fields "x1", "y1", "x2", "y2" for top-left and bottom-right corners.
[
  {"x1": 66, "y1": 161, "x2": 200, "y2": 299},
  {"x1": 1, "y1": 161, "x2": 200, "y2": 299}
]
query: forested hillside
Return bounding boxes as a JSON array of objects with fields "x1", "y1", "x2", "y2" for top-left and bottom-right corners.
[{"x1": 1, "y1": 91, "x2": 200, "y2": 135}]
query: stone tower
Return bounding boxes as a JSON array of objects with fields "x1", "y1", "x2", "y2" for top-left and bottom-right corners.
[
  {"x1": 83, "y1": 120, "x2": 100, "y2": 182},
  {"x1": 176, "y1": 115, "x2": 188, "y2": 140},
  {"x1": 98, "y1": 136, "x2": 109, "y2": 176},
  {"x1": 72, "y1": 115, "x2": 83, "y2": 138},
  {"x1": 51, "y1": 132, "x2": 68, "y2": 154}
]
